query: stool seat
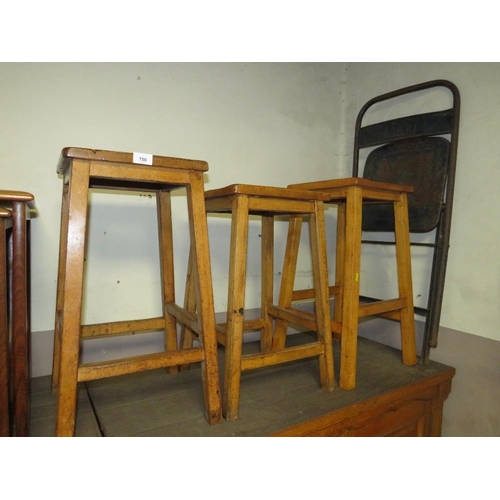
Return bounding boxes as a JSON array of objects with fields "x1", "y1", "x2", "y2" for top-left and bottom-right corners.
[
  {"x1": 286, "y1": 177, "x2": 417, "y2": 390},
  {"x1": 52, "y1": 147, "x2": 222, "y2": 436},
  {"x1": 204, "y1": 183, "x2": 332, "y2": 201},
  {"x1": 183, "y1": 183, "x2": 335, "y2": 421}
]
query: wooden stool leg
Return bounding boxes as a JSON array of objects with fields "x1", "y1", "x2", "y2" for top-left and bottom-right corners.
[
  {"x1": 309, "y1": 201, "x2": 335, "y2": 391},
  {"x1": 179, "y1": 245, "x2": 197, "y2": 371},
  {"x1": 334, "y1": 204, "x2": 346, "y2": 324},
  {"x1": 52, "y1": 182, "x2": 70, "y2": 392},
  {"x1": 394, "y1": 194, "x2": 417, "y2": 366},
  {"x1": 260, "y1": 215, "x2": 274, "y2": 352},
  {"x1": 0, "y1": 220, "x2": 10, "y2": 436},
  {"x1": 157, "y1": 191, "x2": 179, "y2": 374},
  {"x1": 56, "y1": 160, "x2": 90, "y2": 436},
  {"x1": 272, "y1": 215, "x2": 303, "y2": 351},
  {"x1": 186, "y1": 172, "x2": 222, "y2": 425},
  {"x1": 339, "y1": 187, "x2": 363, "y2": 391},
  {"x1": 11, "y1": 201, "x2": 29, "y2": 436},
  {"x1": 222, "y1": 195, "x2": 249, "y2": 421}
]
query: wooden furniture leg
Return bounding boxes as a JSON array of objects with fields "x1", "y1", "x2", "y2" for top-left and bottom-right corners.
[
  {"x1": 333, "y1": 204, "x2": 346, "y2": 324},
  {"x1": 223, "y1": 194, "x2": 250, "y2": 421},
  {"x1": 260, "y1": 215, "x2": 274, "y2": 353},
  {"x1": 56, "y1": 160, "x2": 90, "y2": 436},
  {"x1": 52, "y1": 182, "x2": 70, "y2": 392},
  {"x1": 185, "y1": 172, "x2": 222, "y2": 424},
  {"x1": 11, "y1": 201, "x2": 30, "y2": 436},
  {"x1": 338, "y1": 186, "x2": 363, "y2": 390},
  {"x1": 179, "y1": 245, "x2": 197, "y2": 370},
  {"x1": 272, "y1": 215, "x2": 303, "y2": 351},
  {"x1": 157, "y1": 190, "x2": 179, "y2": 375},
  {"x1": 0, "y1": 211, "x2": 10, "y2": 436},
  {"x1": 309, "y1": 201, "x2": 335, "y2": 391},
  {"x1": 394, "y1": 194, "x2": 417, "y2": 365}
]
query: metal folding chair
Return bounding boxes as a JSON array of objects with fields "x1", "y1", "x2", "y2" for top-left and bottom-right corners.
[{"x1": 352, "y1": 79, "x2": 460, "y2": 362}]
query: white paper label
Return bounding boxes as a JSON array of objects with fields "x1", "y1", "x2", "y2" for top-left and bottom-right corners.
[{"x1": 133, "y1": 152, "x2": 153, "y2": 165}]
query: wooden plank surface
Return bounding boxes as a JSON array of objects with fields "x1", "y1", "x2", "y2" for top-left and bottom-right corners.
[{"x1": 79, "y1": 334, "x2": 454, "y2": 437}]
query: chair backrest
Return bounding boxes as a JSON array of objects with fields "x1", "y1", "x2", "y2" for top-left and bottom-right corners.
[{"x1": 352, "y1": 80, "x2": 460, "y2": 234}]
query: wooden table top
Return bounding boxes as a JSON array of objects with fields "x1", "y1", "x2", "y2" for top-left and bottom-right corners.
[{"x1": 82, "y1": 333, "x2": 455, "y2": 437}]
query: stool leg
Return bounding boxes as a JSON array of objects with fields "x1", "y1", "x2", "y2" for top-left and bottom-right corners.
[
  {"x1": 334, "y1": 204, "x2": 346, "y2": 324},
  {"x1": 11, "y1": 201, "x2": 29, "y2": 436},
  {"x1": 186, "y1": 172, "x2": 222, "y2": 424},
  {"x1": 309, "y1": 201, "x2": 335, "y2": 391},
  {"x1": 339, "y1": 187, "x2": 363, "y2": 391},
  {"x1": 157, "y1": 191, "x2": 179, "y2": 374},
  {"x1": 56, "y1": 161, "x2": 90, "y2": 436},
  {"x1": 394, "y1": 194, "x2": 417, "y2": 366},
  {"x1": 0, "y1": 220, "x2": 10, "y2": 436},
  {"x1": 272, "y1": 215, "x2": 303, "y2": 351},
  {"x1": 260, "y1": 215, "x2": 274, "y2": 352},
  {"x1": 223, "y1": 195, "x2": 249, "y2": 420},
  {"x1": 52, "y1": 182, "x2": 70, "y2": 392},
  {"x1": 179, "y1": 245, "x2": 197, "y2": 370}
]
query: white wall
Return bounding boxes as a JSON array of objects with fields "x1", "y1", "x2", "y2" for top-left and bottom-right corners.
[
  {"x1": 0, "y1": 62, "x2": 345, "y2": 336},
  {"x1": 3, "y1": 61, "x2": 499, "y2": 374},
  {"x1": 344, "y1": 62, "x2": 500, "y2": 343}
]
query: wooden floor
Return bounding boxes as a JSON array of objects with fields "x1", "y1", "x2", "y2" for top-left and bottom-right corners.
[{"x1": 29, "y1": 333, "x2": 455, "y2": 437}]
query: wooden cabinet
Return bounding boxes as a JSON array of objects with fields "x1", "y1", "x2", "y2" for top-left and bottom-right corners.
[{"x1": 273, "y1": 370, "x2": 453, "y2": 437}]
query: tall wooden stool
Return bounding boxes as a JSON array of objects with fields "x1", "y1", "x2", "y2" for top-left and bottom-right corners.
[
  {"x1": 182, "y1": 184, "x2": 335, "y2": 421},
  {"x1": 284, "y1": 178, "x2": 417, "y2": 391},
  {"x1": 52, "y1": 147, "x2": 222, "y2": 436},
  {"x1": 0, "y1": 190, "x2": 35, "y2": 437}
]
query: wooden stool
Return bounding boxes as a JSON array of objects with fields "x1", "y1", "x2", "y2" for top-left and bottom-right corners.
[
  {"x1": 182, "y1": 184, "x2": 335, "y2": 421},
  {"x1": 52, "y1": 147, "x2": 222, "y2": 436},
  {"x1": 0, "y1": 190, "x2": 35, "y2": 437},
  {"x1": 285, "y1": 178, "x2": 417, "y2": 390}
]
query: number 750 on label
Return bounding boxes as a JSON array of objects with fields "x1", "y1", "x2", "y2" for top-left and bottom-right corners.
[{"x1": 133, "y1": 152, "x2": 153, "y2": 165}]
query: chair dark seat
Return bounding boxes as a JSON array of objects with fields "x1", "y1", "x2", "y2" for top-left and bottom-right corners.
[{"x1": 361, "y1": 136, "x2": 450, "y2": 232}]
